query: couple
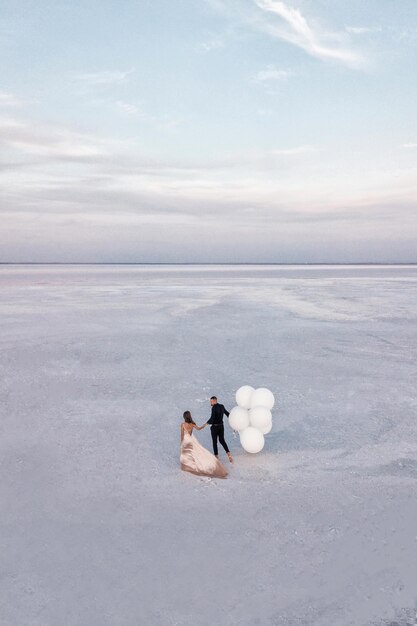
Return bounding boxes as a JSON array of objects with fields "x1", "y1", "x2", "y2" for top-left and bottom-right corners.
[{"x1": 180, "y1": 396, "x2": 233, "y2": 479}]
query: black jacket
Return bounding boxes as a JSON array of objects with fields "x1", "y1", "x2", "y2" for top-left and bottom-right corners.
[{"x1": 207, "y1": 403, "x2": 230, "y2": 426}]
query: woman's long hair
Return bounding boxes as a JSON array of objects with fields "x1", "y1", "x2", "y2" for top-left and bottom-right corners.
[{"x1": 183, "y1": 410, "x2": 196, "y2": 425}]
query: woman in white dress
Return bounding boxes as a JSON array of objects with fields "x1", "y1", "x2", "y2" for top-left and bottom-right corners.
[{"x1": 180, "y1": 410, "x2": 228, "y2": 479}]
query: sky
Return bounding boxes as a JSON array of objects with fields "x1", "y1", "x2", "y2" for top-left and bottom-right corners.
[{"x1": 1, "y1": 0, "x2": 417, "y2": 263}]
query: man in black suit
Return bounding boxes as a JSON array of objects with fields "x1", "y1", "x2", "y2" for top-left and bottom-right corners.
[{"x1": 206, "y1": 396, "x2": 233, "y2": 463}]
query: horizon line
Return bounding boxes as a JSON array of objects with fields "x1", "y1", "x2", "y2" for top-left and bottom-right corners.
[{"x1": 1, "y1": 262, "x2": 417, "y2": 266}]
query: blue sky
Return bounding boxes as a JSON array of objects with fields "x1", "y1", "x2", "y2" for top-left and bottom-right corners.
[{"x1": 1, "y1": 0, "x2": 417, "y2": 262}]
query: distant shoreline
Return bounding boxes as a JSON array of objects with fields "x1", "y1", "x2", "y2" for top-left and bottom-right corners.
[{"x1": 0, "y1": 262, "x2": 416, "y2": 267}]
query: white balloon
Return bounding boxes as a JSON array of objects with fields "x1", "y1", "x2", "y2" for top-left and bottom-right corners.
[
  {"x1": 250, "y1": 387, "x2": 275, "y2": 410},
  {"x1": 235, "y1": 385, "x2": 255, "y2": 409},
  {"x1": 228, "y1": 406, "x2": 250, "y2": 432},
  {"x1": 240, "y1": 427, "x2": 265, "y2": 454},
  {"x1": 260, "y1": 420, "x2": 272, "y2": 435},
  {"x1": 249, "y1": 406, "x2": 272, "y2": 432}
]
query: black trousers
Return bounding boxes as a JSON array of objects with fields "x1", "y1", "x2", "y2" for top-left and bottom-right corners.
[{"x1": 210, "y1": 424, "x2": 229, "y2": 455}]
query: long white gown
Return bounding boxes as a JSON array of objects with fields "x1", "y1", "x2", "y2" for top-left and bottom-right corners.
[{"x1": 180, "y1": 425, "x2": 228, "y2": 479}]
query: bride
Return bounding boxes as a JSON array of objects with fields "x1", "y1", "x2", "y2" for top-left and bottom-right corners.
[{"x1": 180, "y1": 410, "x2": 228, "y2": 479}]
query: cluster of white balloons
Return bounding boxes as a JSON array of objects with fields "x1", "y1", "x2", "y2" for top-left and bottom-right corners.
[{"x1": 229, "y1": 386, "x2": 275, "y2": 454}]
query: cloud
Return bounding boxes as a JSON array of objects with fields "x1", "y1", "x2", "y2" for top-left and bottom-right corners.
[
  {"x1": 254, "y1": 0, "x2": 363, "y2": 67},
  {"x1": 0, "y1": 105, "x2": 412, "y2": 215},
  {"x1": 346, "y1": 26, "x2": 382, "y2": 35},
  {"x1": 0, "y1": 114, "x2": 112, "y2": 160},
  {"x1": 1, "y1": 94, "x2": 416, "y2": 263},
  {"x1": 270, "y1": 145, "x2": 316, "y2": 156},
  {"x1": 253, "y1": 65, "x2": 290, "y2": 82},
  {"x1": 73, "y1": 69, "x2": 135, "y2": 85},
  {"x1": 0, "y1": 91, "x2": 22, "y2": 107},
  {"x1": 198, "y1": 37, "x2": 225, "y2": 52},
  {"x1": 0, "y1": 109, "x2": 320, "y2": 218},
  {"x1": 116, "y1": 100, "x2": 140, "y2": 115},
  {"x1": 403, "y1": 142, "x2": 417, "y2": 149}
]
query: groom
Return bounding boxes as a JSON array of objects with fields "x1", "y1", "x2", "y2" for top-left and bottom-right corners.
[{"x1": 206, "y1": 396, "x2": 233, "y2": 463}]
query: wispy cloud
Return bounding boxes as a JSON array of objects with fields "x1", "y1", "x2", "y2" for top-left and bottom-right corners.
[
  {"x1": 198, "y1": 37, "x2": 225, "y2": 52},
  {"x1": 346, "y1": 25, "x2": 382, "y2": 35},
  {"x1": 253, "y1": 65, "x2": 290, "y2": 82},
  {"x1": 0, "y1": 91, "x2": 22, "y2": 107},
  {"x1": 254, "y1": 0, "x2": 363, "y2": 67},
  {"x1": 73, "y1": 69, "x2": 135, "y2": 85},
  {"x1": 0, "y1": 115, "x2": 111, "y2": 160},
  {"x1": 2, "y1": 104, "x2": 413, "y2": 211},
  {"x1": 116, "y1": 100, "x2": 140, "y2": 115},
  {"x1": 1, "y1": 93, "x2": 416, "y2": 263},
  {"x1": 270, "y1": 145, "x2": 316, "y2": 156}
]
